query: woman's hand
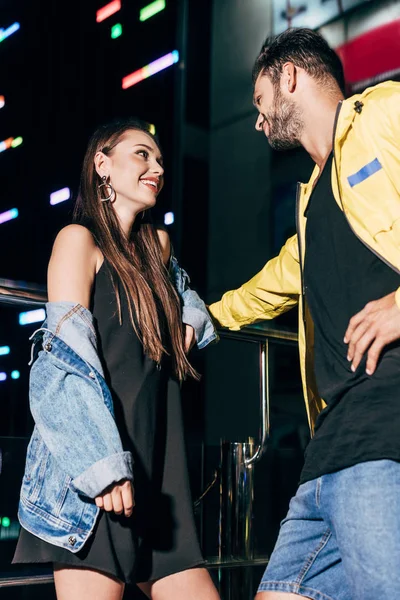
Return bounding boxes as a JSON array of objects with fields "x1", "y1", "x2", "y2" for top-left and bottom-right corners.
[
  {"x1": 95, "y1": 479, "x2": 134, "y2": 517},
  {"x1": 184, "y1": 325, "x2": 196, "y2": 353}
]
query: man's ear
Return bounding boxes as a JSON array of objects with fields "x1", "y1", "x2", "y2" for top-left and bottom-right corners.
[{"x1": 281, "y1": 62, "x2": 297, "y2": 94}]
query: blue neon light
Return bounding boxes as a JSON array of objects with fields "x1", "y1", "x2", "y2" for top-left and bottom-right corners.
[{"x1": 0, "y1": 23, "x2": 20, "y2": 43}]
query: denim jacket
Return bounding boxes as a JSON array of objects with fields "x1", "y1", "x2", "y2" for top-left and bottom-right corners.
[
  {"x1": 169, "y1": 255, "x2": 218, "y2": 348},
  {"x1": 18, "y1": 302, "x2": 128, "y2": 551},
  {"x1": 18, "y1": 265, "x2": 217, "y2": 552}
]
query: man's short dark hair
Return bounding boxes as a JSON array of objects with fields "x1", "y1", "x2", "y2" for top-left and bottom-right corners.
[{"x1": 252, "y1": 28, "x2": 346, "y2": 95}]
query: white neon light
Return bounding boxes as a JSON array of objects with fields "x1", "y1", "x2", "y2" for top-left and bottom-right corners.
[
  {"x1": 50, "y1": 187, "x2": 71, "y2": 205},
  {"x1": 19, "y1": 308, "x2": 46, "y2": 326},
  {"x1": 0, "y1": 373, "x2": 6, "y2": 382},
  {"x1": 164, "y1": 212, "x2": 174, "y2": 225}
]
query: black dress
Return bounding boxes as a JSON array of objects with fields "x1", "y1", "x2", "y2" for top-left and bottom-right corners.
[{"x1": 13, "y1": 261, "x2": 204, "y2": 584}]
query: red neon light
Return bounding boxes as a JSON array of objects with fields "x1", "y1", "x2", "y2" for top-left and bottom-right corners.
[
  {"x1": 122, "y1": 68, "x2": 147, "y2": 90},
  {"x1": 96, "y1": 0, "x2": 121, "y2": 23}
]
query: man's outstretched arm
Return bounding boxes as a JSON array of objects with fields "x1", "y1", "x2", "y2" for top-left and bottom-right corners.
[{"x1": 209, "y1": 234, "x2": 301, "y2": 330}]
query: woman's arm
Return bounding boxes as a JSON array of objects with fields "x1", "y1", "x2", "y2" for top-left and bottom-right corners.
[
  {"x1": 156, "y1": 228, "x2": 218, "y2": 351},
  {"x1": 40, "y1": 226, "x2": 134, "y2": 516},
  {"x1": 156, "y1": 227, "x2": 171, "y2": 267},
  {"x1": 47, "y1": 224, "x2": 102, "y2": 306}
]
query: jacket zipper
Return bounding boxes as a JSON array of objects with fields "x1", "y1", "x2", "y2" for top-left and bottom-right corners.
[
  {"x1": 296, "y1": 182, "x2": 307, "y2": 326},
  {"x1": 332, "y1": 100, "x2": 400, "y2": 276}
]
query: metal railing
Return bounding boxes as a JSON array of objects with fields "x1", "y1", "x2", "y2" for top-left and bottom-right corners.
[
  {"x1": 215, "y1": 326, "x2": 297, "y2": 564},
  {"x1": 0, "y1": 278, "x2": 47, "y2": 305}
]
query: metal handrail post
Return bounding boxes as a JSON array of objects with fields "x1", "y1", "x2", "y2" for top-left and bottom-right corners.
[{"x1": 246, "y1": 339, "x2": 270, "y2": 466}]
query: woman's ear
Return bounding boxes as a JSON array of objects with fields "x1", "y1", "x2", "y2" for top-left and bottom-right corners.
[{"x1": 94, "y1": 151, "x2": 110, "y2": 179}]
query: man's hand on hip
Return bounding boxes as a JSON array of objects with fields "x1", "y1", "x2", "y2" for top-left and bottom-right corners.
[{"x1": 344, "y1": 291, "x2": 400, "y2": 375}]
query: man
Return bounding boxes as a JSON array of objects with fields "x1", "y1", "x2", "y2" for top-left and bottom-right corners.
[{"x1": 209, "y1": 28, "x2": 400, "y2": 600}]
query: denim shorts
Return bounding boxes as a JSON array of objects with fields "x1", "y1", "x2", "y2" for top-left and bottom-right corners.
[{"x1": 258, "y1": 460, "x2": 400, "y2": 600}]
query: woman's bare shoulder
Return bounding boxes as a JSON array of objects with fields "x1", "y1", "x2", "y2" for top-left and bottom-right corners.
[{"x1": 48, "y1": 225, "x2": 103, "y2": 306}]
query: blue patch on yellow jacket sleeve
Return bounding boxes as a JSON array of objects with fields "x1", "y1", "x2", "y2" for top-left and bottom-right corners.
[{"x1": 347, "y1": 158, "x2": 382, "y2": 187}]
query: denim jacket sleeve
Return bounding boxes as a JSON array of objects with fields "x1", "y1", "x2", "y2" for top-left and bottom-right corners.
[
  {"x1": 28, "y1": 302, "x2": 133, "y2": 499},
  {"x1": 169, "y1": 255, "x2": 218, "y2": 349}
]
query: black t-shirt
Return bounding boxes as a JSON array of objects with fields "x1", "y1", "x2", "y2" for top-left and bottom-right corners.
[{"x1": 300, "y1": 153, "x2": 400, "y2": 484}]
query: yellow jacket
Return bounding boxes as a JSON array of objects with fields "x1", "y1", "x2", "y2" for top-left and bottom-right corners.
[{"x1": 209, "y1": 81, "x2": 400, "y2": 433}]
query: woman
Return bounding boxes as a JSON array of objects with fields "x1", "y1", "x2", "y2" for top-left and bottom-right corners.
[{"x1": 13, "y1": 118, "x2": 220, "y2": 600}]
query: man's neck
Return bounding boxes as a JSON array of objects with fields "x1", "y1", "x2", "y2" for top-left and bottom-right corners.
[{"x1": 300, "y1": 94, "x2": 343, "y2": 168}]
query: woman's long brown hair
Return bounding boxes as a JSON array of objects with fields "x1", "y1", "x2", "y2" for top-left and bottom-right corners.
[{"x1": 74, "y1": 118, "x2": 198, "y2": 381}]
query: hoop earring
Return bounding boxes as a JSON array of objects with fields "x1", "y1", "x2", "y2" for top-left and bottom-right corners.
[{"x1": 98, "y1": 175, "x2": 115, "y2": 202}]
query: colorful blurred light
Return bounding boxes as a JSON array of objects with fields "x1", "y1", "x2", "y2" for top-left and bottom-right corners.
[
  {"x1": 164, "y1": 212, "x2": 174, "y2": 226},
  {"x1": 0, "y1": 96, "x2": 4, "y2": 109},
  {"x1": 1, "y1": 517, "x2": 11, "y2": 528},
  {"x1": 0, "y1": 136, "x2": 23, "y2": 153},
  {"x1": 122, "y1": 50, "x2": 179, "y2": 90},
  {"x1": 96, "y1": 0, "x2": 121, "y2": 23},
  {"x1": 11, "y1": 370, "x2": 20, "y2": 380},
  {"x1": 140, "y1": 0, "x2": 166, "y2": 22},
  {"x1": 111, "y1": 23, "x2": 122, "y2": 39},
  {"x1": 0, "y1": 137, "x2": 13, "y2": 153},
  {"x1": 19, "y1": 308, "x2": 46, "y2": 326},
  {"x1": 0, "y1": 23, "x2": 20, "y2": 43},
  {"x1": 0, "y1": 373, "x2": 6, "y2": 382},
  {"x1": 11, "y1": 136, "x2": 23, "y2": 148},
  {"x1": 148, "y1": 124, "x2": 156, "y2": 135},
  {"x1": 0, "y1": 346, "x2": 10, "y2": 356},
  {"x1": 0, "y1": 208, "x2": 18, "y2": 224},
  {"x1": 50, "y1": 187, "x2": 71, "y2": 205}
]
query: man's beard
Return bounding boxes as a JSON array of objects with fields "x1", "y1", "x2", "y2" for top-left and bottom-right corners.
[{"x1": 265, "y1": 86, "x2": 304, "y2": 151}]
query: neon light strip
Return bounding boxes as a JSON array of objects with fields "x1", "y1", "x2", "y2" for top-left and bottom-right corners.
[
  {"x1": 50, "y1": 187, "x2": 71, "y2": 205},
  {"x1": 0, "y1": 137, "x2": 14, "y2": 153},
  {"x1": 0, "y1": 346, "x2": 10, "y2": 356},
  {"x1": 96, "y1": 0, "x2": 121, "y2": 23},
  {"x1": 140, "y1": 0, "x2": 166, "y2": 22},
  {"x1": 19, "y1": 308, "x2": 46, "y2": 326},
  {"x1": 0, "y1": 136, "x2": 23, "y2": 153},
  {"x1": 164, "y1": 212, "x2": 174, "y2": 225},
  {"x1": 0, "y1": 208, "x2": 18, "y2": 224},
  {"x1": 0, "y1": 22, "x2": 20, "y2": 43},
  {"x1": 11, "y1": 136, "x2": 23, "y2": 148},
  {"x1": 0, "y1": 96, "x2": 4, "y2": 109},
  {"x1": 122, "y1": 51, "x2": 179, "y2": 90},
  {"x1": 0, "y1": 373, "x2": 6, "y2": 382},
  {"x1": 111, "y1": 23, "x2": 122, "y2": 39},
  {"x1": 11, "y1": 370, "x2": 20, "y2": 380}
]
